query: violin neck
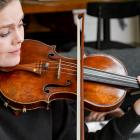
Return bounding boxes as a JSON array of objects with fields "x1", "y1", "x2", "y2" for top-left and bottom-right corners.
[{"x1": 84, "y1": 67, "x2": 140, "y2": 89}]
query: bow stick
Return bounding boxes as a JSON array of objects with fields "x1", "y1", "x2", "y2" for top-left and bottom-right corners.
[{"x1": 76, "y1": 13, "x2": 85, "y2": 140}]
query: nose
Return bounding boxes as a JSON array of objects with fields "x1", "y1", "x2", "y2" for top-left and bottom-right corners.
[{"x1": 12, "y1": 27, "x2": 24, "y2": 46}]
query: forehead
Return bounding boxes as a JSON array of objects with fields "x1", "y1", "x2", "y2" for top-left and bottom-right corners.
[{"x1": 0, "y1": 1, "x2": 23, "y2": 26}]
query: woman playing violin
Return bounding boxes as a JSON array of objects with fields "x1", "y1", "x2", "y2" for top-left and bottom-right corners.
[{"x1": 0, "y1": 0, "x2": 140, "y2": 140}]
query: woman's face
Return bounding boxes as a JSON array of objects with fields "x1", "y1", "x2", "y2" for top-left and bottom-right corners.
[{"x1": 0, "y1": 0, "x2": 24, "y2": 67}]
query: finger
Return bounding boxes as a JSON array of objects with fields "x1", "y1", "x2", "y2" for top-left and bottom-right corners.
[
  {"x1": 85, "y1": 112, "x2": 95, "y2": 122},
  {"x1": 96, "y1": 113, "x2": 106, "y2": 121},
  {"x1": 137, "y1": 76, "x2": 140, "y2": 83}
]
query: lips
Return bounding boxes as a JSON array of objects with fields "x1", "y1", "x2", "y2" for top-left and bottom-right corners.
[{"x1": 8, "y1": 49, "x2": 21, "y2": 55}]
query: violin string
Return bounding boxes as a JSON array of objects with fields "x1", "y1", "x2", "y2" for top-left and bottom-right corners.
[
  {"x1": 41, "y1": 69, "x2": 76, "y2": 76},
  {"x1": 84, "y1": 68, "x2": 137, "y2": 82},
  {"x1": 40, "y1": 66, "x2": 138, "y2": 88},
  {"x1": 85, "y1": 72, "x2": 137, "y2": 85},
  {"x1": 43, "y1": 64, "x2": 135, "y2": 81},
  {"x1": 87, "y1": 70, "x2": 137, "y2": 85},
  {"x1": 84, "y1": 75, "x2": 139, "y2": 88},
  {"x1": 36, "y1": 60, "x2": 137, "y2": 84},
  {"x1": 40, "y1": 63, "x2": 137, "y2": 84},
  {"x1": 42, "y1": 60, "x2": 137, "y2": 80},
  {"x1": 48, "y1": 66, "x2": 77, "y2": 73},
  {"x1": 46, "y1": 60, "x2": 77, "y2": 66},
  {"x1": 46, "y1": 60, "x2": 135, "y2": 81},
  {"x1": 56, "y1": 63, "x2": 137, "y2": 83},
  {"x1": 45, "y1": 66, "x2": 137, "y2": 85},
  {"x1": 37, "y1": 63, "x2": 138, "y2": 88}
]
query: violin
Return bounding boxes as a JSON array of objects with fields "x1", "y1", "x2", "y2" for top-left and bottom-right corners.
[{"x1": 0, "y1": 39, "x2": 139, "y2": 112}]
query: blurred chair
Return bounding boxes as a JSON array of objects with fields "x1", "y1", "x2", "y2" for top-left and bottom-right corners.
[{"x1": 87, "y1": 1, "x2": 140, "y2": 49}]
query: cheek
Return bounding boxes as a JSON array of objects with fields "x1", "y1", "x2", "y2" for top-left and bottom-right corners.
[
  {"x1": 0, "y1": 52, "x2": 21, "y2": 67},
  {"x1": 21, "y1": 28, "x2": 25, "y2": 40},
  {"x1": 19, "y1": 26, "x2": 25, "y2": 40},
  {"x1": 0, "y1": 39, "x2": 11, "y2": 53}
]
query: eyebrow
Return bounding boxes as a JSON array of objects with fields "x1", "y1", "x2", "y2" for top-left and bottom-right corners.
[{"x1": 0, "y1": 15, "x2": 24, "y2": 29}]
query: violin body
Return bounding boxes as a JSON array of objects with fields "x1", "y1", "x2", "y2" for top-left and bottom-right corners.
[{"x1": 0, "y1": 39, "x2": 130, "y2": 112}]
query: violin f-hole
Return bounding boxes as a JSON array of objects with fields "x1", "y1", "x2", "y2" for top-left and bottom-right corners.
[{"x1": 43, "y1": 80, "x2": 72, "y2": 93}]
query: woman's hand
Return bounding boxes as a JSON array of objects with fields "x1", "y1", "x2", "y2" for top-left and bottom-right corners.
[
  {"x1": 137, "y1": 76, "x2": 140, "y2": 84},
  {"x1": 85, "y1": 108, "x2": 125, "y2": 122},
  {"x1": 133, "y1": 76, "x2": 140, "y2": 116}
]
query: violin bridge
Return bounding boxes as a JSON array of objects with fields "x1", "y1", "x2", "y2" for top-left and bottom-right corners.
[{"x1": 57, "y1": 59, "x2": 61, "y2": 79}]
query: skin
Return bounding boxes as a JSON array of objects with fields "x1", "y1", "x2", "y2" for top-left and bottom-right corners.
[
  {"x1": 85, "y1": 108, "x2": 125, "y2": 122},
  {"x1": 134, "y1": 76, "x2": 140, "y2": 116},
  {"x1": 0, "y1": 0, "x2": 24, "y2": 67},
  {"x1": 0, "y1": 0, "x2": 140, "y2": 118}
]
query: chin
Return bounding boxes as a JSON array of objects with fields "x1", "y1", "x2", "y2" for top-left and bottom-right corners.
[
  {"x1": 11, "y1": 58, "x2": 21, "y2": 66},
  {"x1": 6, "y1": 57, "x2": 21, "y2": 67}
]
